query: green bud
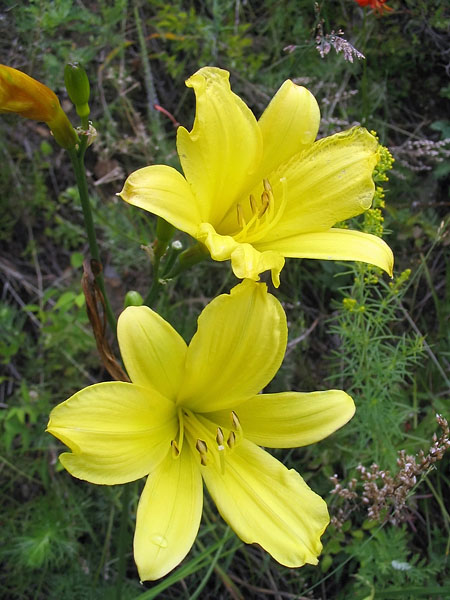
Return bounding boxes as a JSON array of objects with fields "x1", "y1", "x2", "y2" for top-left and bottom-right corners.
[
  {"x1": 64, "y1": 63, "x2": 90, "y2": 118},
  {"x1": 124, "y1": 290, "x2": 144, "y2": 308}
]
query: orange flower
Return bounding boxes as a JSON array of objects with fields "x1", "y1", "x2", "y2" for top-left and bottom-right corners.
[
  {"x1": 0, "y1": 64, "x2": 77, "y2": 148},
  {"x1": 355, "y1": 0, "x2": 393, "y2": 14}
]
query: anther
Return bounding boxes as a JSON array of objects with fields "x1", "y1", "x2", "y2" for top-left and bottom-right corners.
[
  {"x1": 196, "y1": 439, "x2": 208, "y2": 466},
  {"x1": 171, "y1": 439, "x2": 180, "y2": 458},
  {"x1": 227, "y1": 431, "x2": 236, "y2": 449},
  {"x1": 259, "y1": 192, "x2": 270, "y2": 216},
  {"x1": 196, "y1": 439, "x2": 208, "y2": 454},
  {"x1": 236, "y1": 203, "x2": 245, "y2": 228},
  {"x1": 263, "y1": 178, "x2": 272, "y2": 192},
  {"x1": 231, "y1": 411, "x2": 241, "y2": 431},
  {"x1": 230, "y1": 411, "x2": 243, "y2": 446},
  {"x1": 249, "y1": 194, "x2": 257, "y2": 214},
  {"x1": 216, "y1": 427, "x2": 225, "y2": 450}
]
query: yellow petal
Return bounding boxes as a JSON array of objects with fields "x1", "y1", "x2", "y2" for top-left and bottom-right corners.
[
  {"x1": 202, "y1": 439, "x2": 329, "y2": 567},
  {"x1": 134, "y1": 445, "x2": 203, "y2": 581},
  {"x1": 207, "y1": 390, "x2": 355, "y2": 448},
  {"x1": 177, "y1": 67, "x2": 262, "y2": 224},
  {"x1": 177, "y1": 280, "x2": 287, "y2": 412},
  {"x1": 119, "y1": 165, "x2": 201, "y2": 237},
  {"x1": 47, "y1": 382, "x2": 177, "y2": 484},
  {"x1": 118, "y1": 306, "x2": 187, "y2": 401},
  {"x1": 256, "y1": 80, "x2": 319, "y2": 179},
  {"x1": 263, "y1": 126, "x2": 380, "y2": 239},
  {"x1": 230, "y1": 243, "x2": 285, "y2": 288},
  {"x1": 196, "y1": 221, "x2": 239, "y2": 261},
  {"x1": 196, "y1": 222, "x2": 285, "y2": 287},
  {"x1": 258, "y1": 228, "x2": 394, "y2": 276}
]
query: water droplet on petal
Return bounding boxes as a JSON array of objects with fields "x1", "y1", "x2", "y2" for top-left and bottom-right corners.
[{"x1": 151, "y1": 534, "x2": 168, "y2": 548}]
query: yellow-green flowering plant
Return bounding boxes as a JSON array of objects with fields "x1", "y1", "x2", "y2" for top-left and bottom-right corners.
[
  {"x1": 0, "y1": 64, "x2": 78, "y2": 149},
  {"x1": 47, "y1": 279, "x2": 355, "y2": 581},
  {"x1": 120, "y1": 66, "x2": 393, "y2": 287}
]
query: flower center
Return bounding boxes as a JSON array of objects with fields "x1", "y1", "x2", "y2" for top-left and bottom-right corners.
[
  {"x1": 171, "y1": 407, "x2": 243, "y2": 473},
  {"x1": 228, "y1": 178, "x2": 287, "y2": 244}
]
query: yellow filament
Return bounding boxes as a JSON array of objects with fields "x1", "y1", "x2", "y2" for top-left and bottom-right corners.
[{"x1": 177, "y1": 407, "x2": 185, "y2": 451}]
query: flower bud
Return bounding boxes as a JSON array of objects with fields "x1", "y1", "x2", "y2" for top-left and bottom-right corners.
[
  {"x1": 0, "y1": 64, "x2": 78, "y2": 148},
  {"x1": 64, "y1": 62, "x2": 90, "y2": 118},
  {"x1": 124, "y1": 290, "x2": 144, "y2": 308}
]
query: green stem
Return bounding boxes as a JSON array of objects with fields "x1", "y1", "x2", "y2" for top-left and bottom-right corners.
[
  {"x1": 144, "y1": 254, "x2": 161, "y2": 307},
  {"x1": 68, "y1": 146, "x2": 116, "y2": 332},
  {"x1": 164, "y1": 243, "x2": 209, "y2": 279},
  {"x1": 115, "y1": 484, "x2": 131, "y2": 600}
]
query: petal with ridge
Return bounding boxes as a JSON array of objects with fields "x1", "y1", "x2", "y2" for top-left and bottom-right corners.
[
  {"x1": 258, "y1": 228, "x2": 394, "y2": 276},
  {"x1": 47, "y1": 382, "x2": 177, "y2": 484},
  {"x1": 119, "y1": 165, "x2": 201, "y2": 237},
  {"x1": 264, "y1": 127, "x2": 379, "y2": 239},
  {"x1": 177, "y1": 67, "x2": 262, "y2": 225},
  {"x1": 256, "y1": 80, "x2": 319, "y2": 180},
  {"x1": 202, "y1": 439, "x2": 329, "y2": 567},
  {"x1": 134, "y1": 445, "x2": 203, "y2": 581},
  {"x1": 178, "y1": 280, "x2": 287, "y2": 412},
  {"x1": 118, "y1": 306, "x2": 187, "y2": 401},
  {"x1": 207, "y1": 390, "x2": 355, "y2": 448}
]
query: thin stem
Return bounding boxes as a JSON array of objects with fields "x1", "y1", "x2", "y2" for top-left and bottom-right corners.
[
  {"x1": 144, "y1": 254, "x2": 161, "y2": 307},
  {"x1": 68, "y1": 146, "x2": 116, "y2": 332}
]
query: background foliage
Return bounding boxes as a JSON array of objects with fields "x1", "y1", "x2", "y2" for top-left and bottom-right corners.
[{"x1": 0, "y1": 1, "x2": 449, "y2": 598}]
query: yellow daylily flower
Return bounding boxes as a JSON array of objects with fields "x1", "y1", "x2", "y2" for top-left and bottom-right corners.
[
  {"x1": 119, "y1": 66, "x2": 394, "y2": 287},
  {"x1": 0, "y1": 64, "x2": 77, "y2": 148},
  {"x1": 47, "y1": 279, "x2": 355, "y2": 581}
]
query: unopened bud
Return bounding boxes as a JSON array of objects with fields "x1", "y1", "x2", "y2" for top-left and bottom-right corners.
[
  {"x1": 0, "y1": 64, "x2": 78, "y2": 149},
  {"x1": 124, "y1": 290, "x2": 144, "y2": 308},
  {"x1": 64, "y1": 62, "x2": 90, "y2": 118}
]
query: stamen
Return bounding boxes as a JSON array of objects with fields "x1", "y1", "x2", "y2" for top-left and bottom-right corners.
[
  {"x1": 249, "y1": 194, "x2": 257, "y2": 214},
  {"x1": 196, "y1": 439, "x2": 208, "y2": 466},
  {"x1": 231, "y1": 411, "x2": 244, "y2": 446},
  {"x1": 236, "y1": 203, "x2": 245, "y2": 228},
  {"x1": 216, "y1": 427, "x2": 225, "y2": 451},
  {"x1": 176, "y1": 407, "x2": 185, "y2": 453},
  {"x1": 231, "y1": 411, "x2": 241, "y2": 431},
  {"x1": 259, "y1": 191, "x2": 270, "y2": 217},
  {"x1": 171, "y1": 439, "x2": 180, "y2": 458},
  {"x1": 216, "y1": 427, "x2": 226, "y2": 474},
  {"x1": 263, "y1": 178, "x2": 272, "y2": 192},
  {"x1": 196, "y1": 439, "x2": 208, "y2": 453},
  {"x1": 227, "y1": 430, "x2": 236, "y2": 449}
]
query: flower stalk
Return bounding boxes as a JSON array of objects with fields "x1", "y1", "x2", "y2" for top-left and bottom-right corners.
[{"x1": 68, "y1": 145, "x2": 116, "y2": 332}]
